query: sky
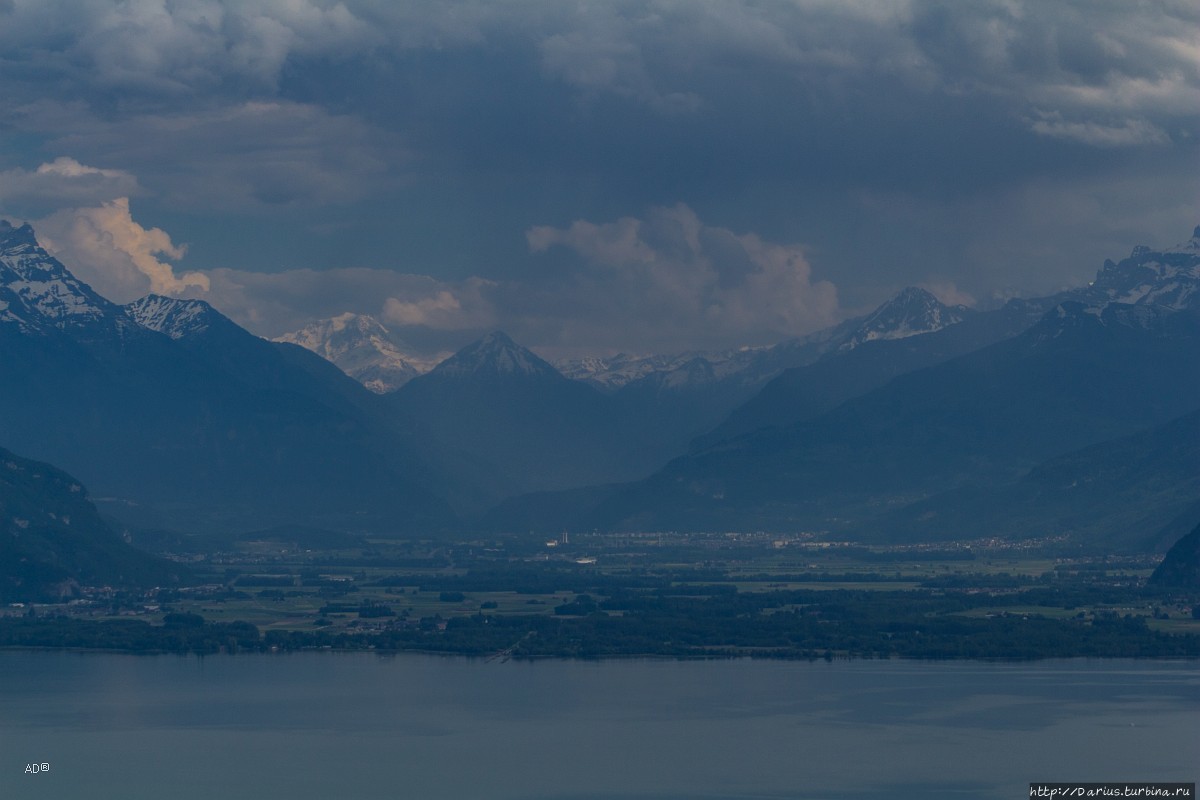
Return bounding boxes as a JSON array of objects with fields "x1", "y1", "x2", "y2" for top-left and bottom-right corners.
[{"x1": 0, "y1": 0, "x2": 1197, "y2": 358}]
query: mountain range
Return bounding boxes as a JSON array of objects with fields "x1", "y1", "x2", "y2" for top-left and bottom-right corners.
[
  {"x1": 282, "y1": 284, "x2": 974, "y2": 402},
  {"x1": 383, "y1": 290, "x2": 996, "y2": 510},
  {"x1": 274, "y1": 313, "x2": 441, "y2": 393},
  {"x1": 485, "y1": 227, "x2": 1200, "y2": 551},
  {"x1": 0, "y1": 221, "x2": 451, "y2": 534},
  {"x1": 2, "y1": 218, "x2": 1197, "y2": 554},
  {"x1": 556, "y1": 285, "x2": 973, "y2": 393},
  {"x1": 538, "y1": 300, "x2": 1200, "y2": 546},
  {"x1": 878, "y1": 408, "x2": 1200, "y2": 551}
]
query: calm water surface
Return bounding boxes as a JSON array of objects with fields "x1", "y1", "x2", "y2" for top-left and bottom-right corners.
[{"x1": 0, "y1": 653, "x2": 1196, "y2": 799}]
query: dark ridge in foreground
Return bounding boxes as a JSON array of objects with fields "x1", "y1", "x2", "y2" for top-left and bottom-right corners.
[
  {"x1": 0, "y1": 445, "x2": 188, "y2": 601},
  {"x1": 1150, "y1": 523, "x2": 1200, "y2": 588}
]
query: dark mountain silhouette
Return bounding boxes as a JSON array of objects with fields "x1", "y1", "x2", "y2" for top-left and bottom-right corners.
[
  {"x1": 389, "y1": 332, "x2": 651, "y2": 507},
  {"x1": 1149, "y1": 523, "x2": 1200, "y2": 588},
  {"x1": 0, "y1": 444, "x2": 186, "y2": 601},
  {"x1": 694, "y1": 297, "x2": 1051, "y2": 449},
  {"x1": 489, "y1": 301, "x2": 1200, "y2": 538}
]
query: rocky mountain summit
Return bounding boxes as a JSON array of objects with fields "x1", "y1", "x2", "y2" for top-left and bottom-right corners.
[{"x1": 275, "y1": 312, "x2": 437, "y2": 393}]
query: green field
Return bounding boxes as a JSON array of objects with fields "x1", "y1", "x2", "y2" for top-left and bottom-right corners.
[{"x1": 9, "y1": 530, "x2": 1194, "y2": 660}]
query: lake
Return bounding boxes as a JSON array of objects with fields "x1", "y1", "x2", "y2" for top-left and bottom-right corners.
[{"x1": 0, "y1": 653, "x2": 1196, "y2": 799}]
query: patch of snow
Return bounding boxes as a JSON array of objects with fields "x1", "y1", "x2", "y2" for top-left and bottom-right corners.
[
  {"x1": 126, "y1": 294, "x2": 215, "y2": 339},
  {"x1": 1084, "y1": 231, "x2": 1200, "y2": 312},
  {"x1": 555, "y1": 347, "x2": 766, "y2": 390}
]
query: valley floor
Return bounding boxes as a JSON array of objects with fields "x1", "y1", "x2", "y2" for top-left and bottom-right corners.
[{"x1": 3, "y1": 532, "x2": 1199, "y2": 660}]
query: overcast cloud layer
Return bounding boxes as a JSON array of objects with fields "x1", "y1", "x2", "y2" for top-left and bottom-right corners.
[{"x1": 0, "y1": 0, "x2": 1196, "y2": 355}]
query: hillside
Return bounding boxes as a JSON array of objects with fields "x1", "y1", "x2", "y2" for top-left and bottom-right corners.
[
  {"x1": 0, "y1": 222, "x2": 454, "y2": 534},
  {"x1": 0, "y1": 445, "x2": 187, "y2": 601},
  {"x1": 1149, "y1": 523, "x2": 1200, "y2": 588}
]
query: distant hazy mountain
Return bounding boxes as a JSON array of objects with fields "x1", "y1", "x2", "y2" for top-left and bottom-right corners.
[
  {"x1": 874, "y1": 408, "x2": 1200, "y2": 552},
  {"x1": 389, "y1": 332, "x2": 644, "y2": 506},
  {"x1": 649, "y1": 302, "x2": 1196, "y2": 532},
  {"x1": 556, "y1": 226, "x2": 1200, "y2": 407},
  {"x1": 555, "y1": 348, "x2": 766, "y2": 391},
  {"x1": 556, "y1": 287, "x2": 970, "y2": 392},
  {"x1": 694, "y1": 293, "x2": 1047, "y2": 449},
  {"x1": 425, "y1": 330, "x2": 557, "y2": 379},
  {"x1": 492, "y1": 297, "x2": 1200, "y2": 537},
  {"x1": 551, "y1": 287, "x2": 984, "y2": 469},
  {"x1": 1, "y1": 444, "x2": 186, "y2": 601},
  {"x1": 556, "y1": 228, "x2": 1200, "y2": 405},
  {"x1": 702, "y1": 234, "x2": 1200, "y2": 452},
  {"x1": 275, "y1": 313, "x2": 439, "y2": 393},
  {"x1": 833, "y1": 286, "x2": 972, "y2": 351},
  {"x1": 0, "y1": 221, "x2": 453, "y2": 533}
]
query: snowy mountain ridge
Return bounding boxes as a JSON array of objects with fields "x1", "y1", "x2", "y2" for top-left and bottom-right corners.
[
  {"x1": 274, "y1": 313, "x2": 439, "y2": 393},
  {"x1": 429, "y1": 330, "x2": 559, "y2": 381},
  {"x1": 555, "y1": 222, "x2": 1200, "y2": 393},
  {"x1": 125, "y1": 294, "x2": 221, "y2": 339},
  {"x1": 555, "y1": 286, "x2": 968, "y2": 391},
  {"x1": 834, "y1": 287, "x2": 970, "y2": 352},
  {"x1": 1084, "y1": 226, "x2": 1200, "y2": 312},
  {"x1": 554, "y1": 348, "x2": 765, "y2": 391},
  {"x1": 0, "y1": 220, "x2": 122, "y2": 333}
]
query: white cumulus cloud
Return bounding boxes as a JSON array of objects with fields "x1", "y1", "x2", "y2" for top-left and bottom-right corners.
[
  {"x1": 524, "y1": 204, "x2": 839, "y2": 352},
  {"x1": 35, "y1": 198, "x2": 209, "y2": 302}
]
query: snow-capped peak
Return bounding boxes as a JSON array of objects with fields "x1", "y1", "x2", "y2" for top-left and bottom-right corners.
[
  {"x1": 0, "y1": 220, "x2": 119, "y2": 332},
  {"x1": 1085, "y1": 225, "x2": 1200, "y2": 311},
  {"x1": 125, "y1": 294, "x2": 221, "y2": 339},
  {"x1": 274, "y1": 312, "x2": 437, "y2": 393},
  {"x1": 836, "y1": 287, "x2": 969, "y2": 351},
  {"x1": 430, "y1": 330, "x2": 560, "y2": 380},
  {"x1": 279, "y1": 312, "x2": 390, "y2": 353}
]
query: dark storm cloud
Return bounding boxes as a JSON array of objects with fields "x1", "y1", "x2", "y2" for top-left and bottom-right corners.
[
  {"x1": 21, "y1": 100, "x2": 407, "y2": 209},
  {"x1": 0, "y1": 1, "x2": 1196, "y2": 352}
]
